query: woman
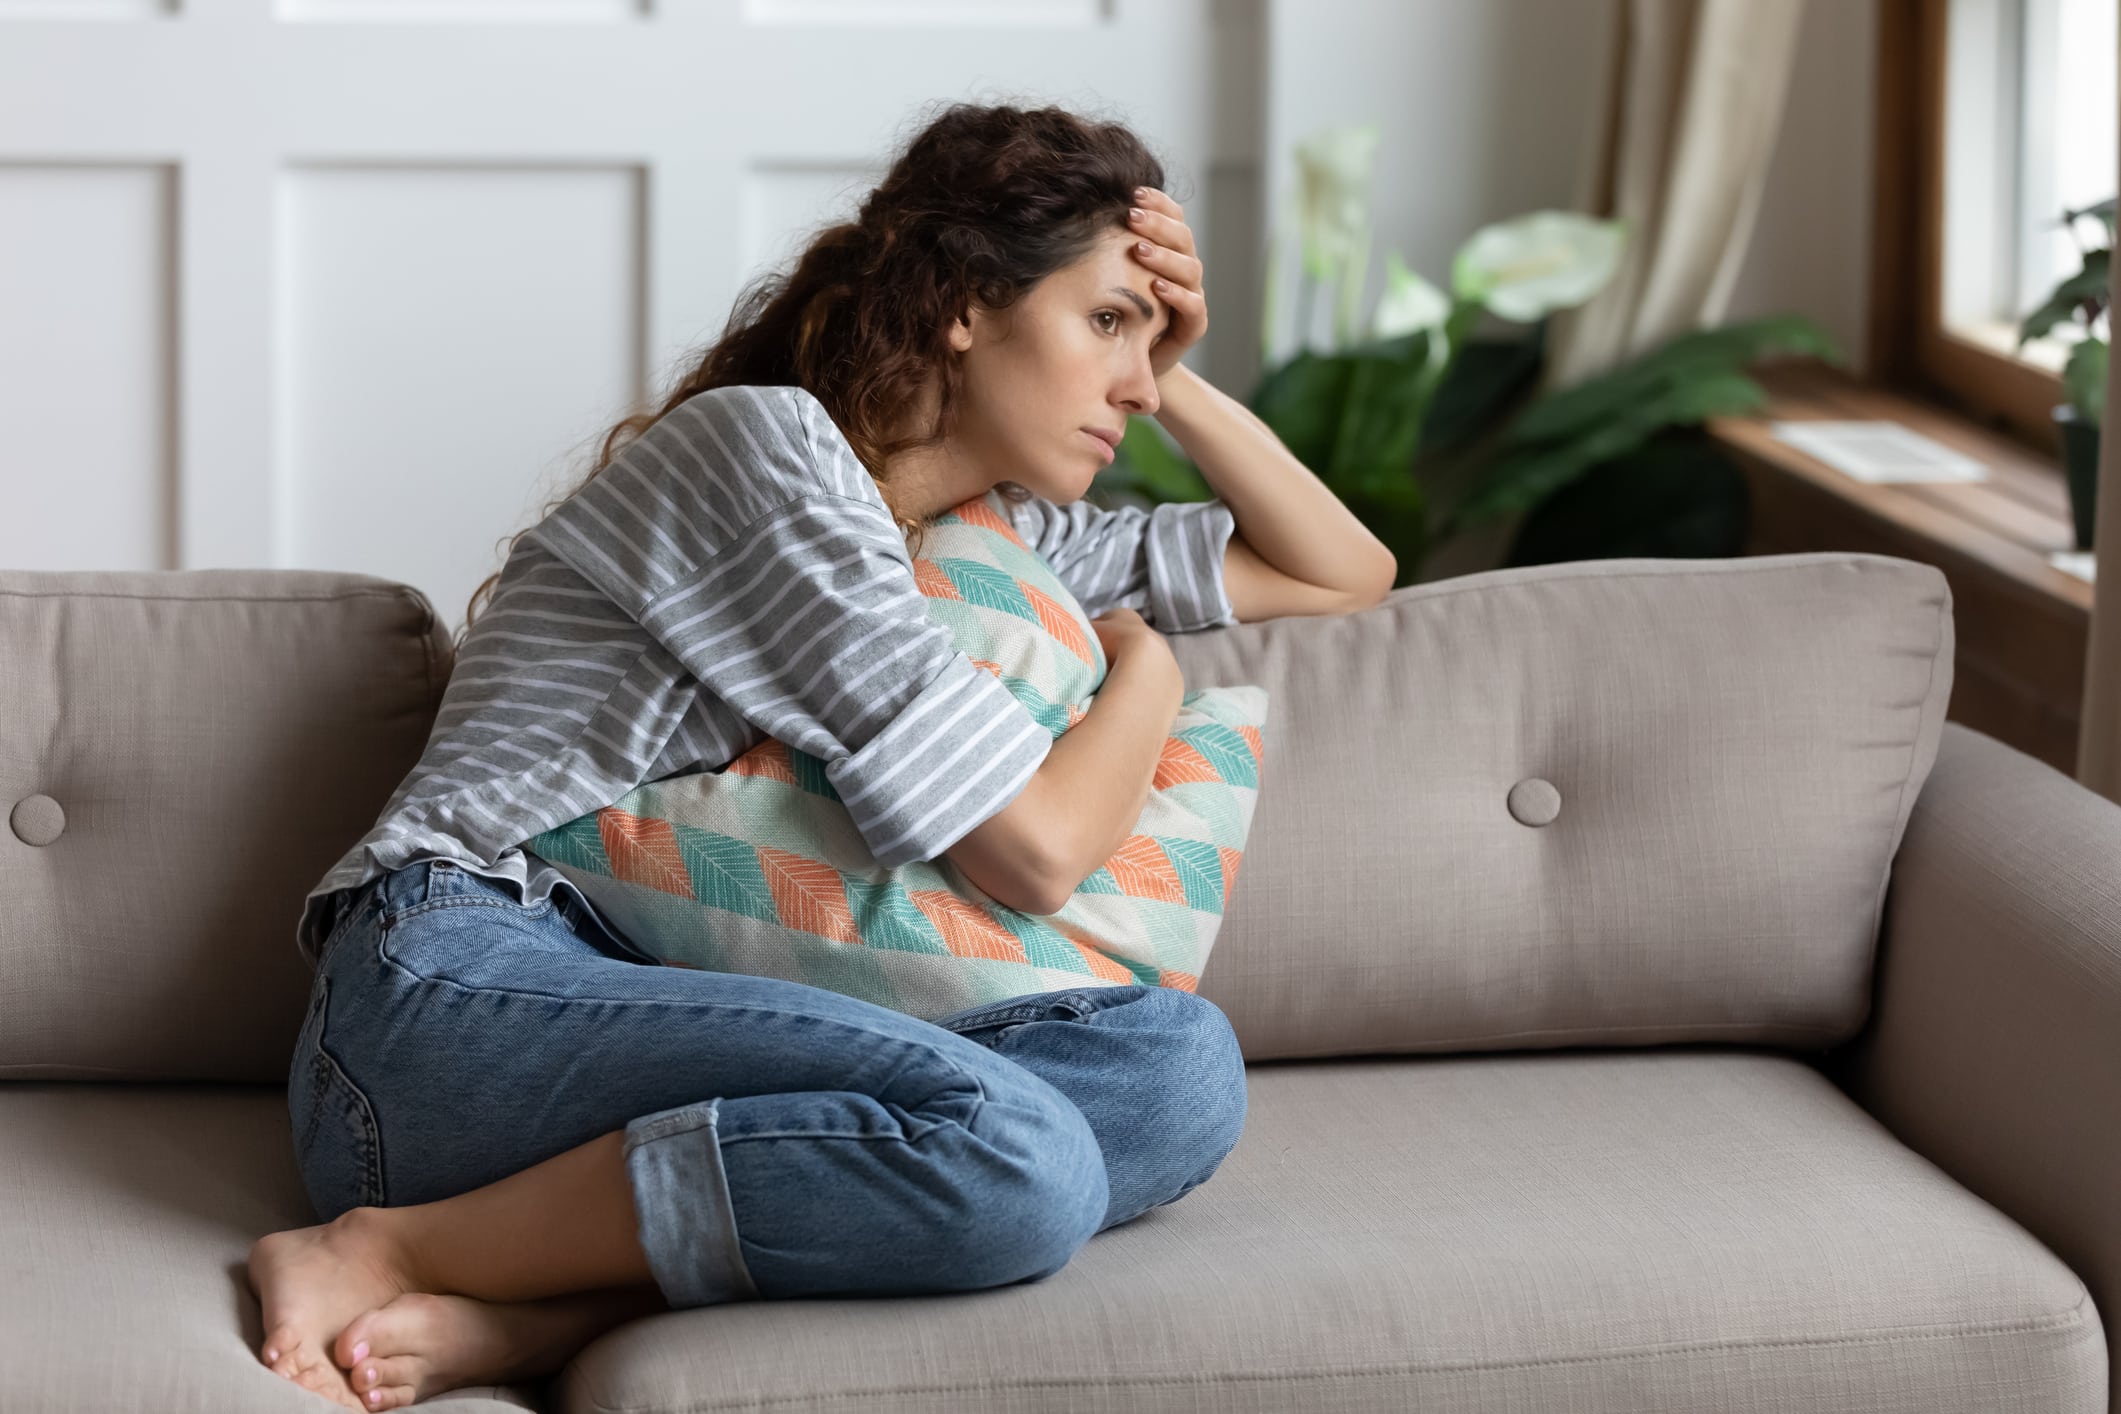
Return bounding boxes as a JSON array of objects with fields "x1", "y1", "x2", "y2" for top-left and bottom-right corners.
[{"x1": 249, "y1": 100, "x2": 1397, "y2": 1411}]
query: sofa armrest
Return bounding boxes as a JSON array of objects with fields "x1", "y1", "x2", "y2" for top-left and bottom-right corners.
[{"x1": 1837, "y1": 720, "x2": 2121, "y2": 1404}]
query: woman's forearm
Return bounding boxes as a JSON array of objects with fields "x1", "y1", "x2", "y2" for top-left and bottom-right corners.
[
  {"x1": 1154, "y1": 363, "x2": 1397, "y2": 597},
  {"x1": 1034, "y1": 647, "x2": 1184, "y2": 903}
]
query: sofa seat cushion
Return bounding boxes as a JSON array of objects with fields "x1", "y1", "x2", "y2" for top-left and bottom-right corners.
[
  {"x1": 559, "y1": 1052, "x2": 2100, "y2": 1414},
  {"x1": 0, "y1": 1085, "x2": 543, "y2": 1413}
]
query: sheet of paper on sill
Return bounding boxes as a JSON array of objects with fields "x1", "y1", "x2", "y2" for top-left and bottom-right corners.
[
  {"x1": 2049, "y1": 550, "x2": 2096, "y2": 583},
  {"x1": 1767, "y1": 420, "x2": 1991, "y2": 484}
]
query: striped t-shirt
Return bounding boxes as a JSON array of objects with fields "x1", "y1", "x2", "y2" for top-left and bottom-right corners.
[{"x1": 297, "y1": 382, "x2": 1238, "y2": 967}]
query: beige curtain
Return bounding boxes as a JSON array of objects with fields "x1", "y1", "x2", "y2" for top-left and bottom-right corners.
[
  {"x1": 1420, "y1": 0, "x2": 1808, "y2": 583},
  {"x1": 2074, "y1": 34, "x2": 2121, "y2": 803},
  {"x1": 1541, "y1": 0, "x2": 1810, "y2": 392}
]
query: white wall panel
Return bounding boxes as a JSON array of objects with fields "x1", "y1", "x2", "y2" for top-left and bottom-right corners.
[
  {"x1": 744, "y1": 162, "x2": 877, "y2": 277},
  {"x1": 279, "y1": 0, "x2": 641, "y2": 23},
  {"x1": 0, "y1": 164, "x2": 174, "y2": 572},
  {"x1": 0, "y1": 0, "x2": 170, "y2": 16},
  {"x1": 2, "y1": 0, "x2": 1255, "y2": 620},
  {"x1": 743, "y1": 0, "x2": 1104, "y2": 24},
  {"x1": 276, "y1": 164, "x2": 643, "y2": 628}
]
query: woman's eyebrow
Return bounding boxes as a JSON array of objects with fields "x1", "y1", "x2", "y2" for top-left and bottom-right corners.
[{"x1": 1107, "y1": 286, "x2": 1170, "y2": 338}]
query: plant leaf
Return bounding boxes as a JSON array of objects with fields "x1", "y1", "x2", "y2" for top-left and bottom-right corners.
[
  {"x1": 1325, "y1": 335, "x2": 1436, "y2": 490},
  {"x1": 1453, "y1": 369, "x2": 1768, "y2": 529},
  {"x1": 2020, "y1": 249, "x2": 2111, "y2": 343},
  {"x1": 1508, "y1": 315, "x2": 1840, "y2": 448},
  {"x1": 1504, "y1": 427, "x2": 1750, "y2": 568},
  {"x1": 1251, "y1": 347, "x2": 1361, "y2": 473},
  {"x1": 1417, "y1": 327, "x2": 1547, "y2": 457},
  {"x1": 1107, "y1": 419, "x2": 1212, "y2": 502}
]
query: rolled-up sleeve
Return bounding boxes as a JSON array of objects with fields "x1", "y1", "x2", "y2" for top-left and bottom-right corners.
[
  {"x1": 631, "y1": 498, "x2": 1054, "y2": 866},
  {"x1": 1002, "y1": 490, "x2": 1237, "y2": 632}
]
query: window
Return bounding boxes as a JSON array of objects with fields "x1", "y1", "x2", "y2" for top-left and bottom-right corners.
[
  {"x1": 1873, "y1": 0, "x2": 2116, "y2": 452},
  {"x1": 1942, "y1": 0, "x2": 2115, "y2": 371}
]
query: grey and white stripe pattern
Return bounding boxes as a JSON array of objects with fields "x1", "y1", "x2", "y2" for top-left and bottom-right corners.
[
  {"x1": 297, "y1": 383, "x2": 1238, "y2": 967},
  {"x1": 1000, "y1": 490, "x2": 1237, "y2": 633}
]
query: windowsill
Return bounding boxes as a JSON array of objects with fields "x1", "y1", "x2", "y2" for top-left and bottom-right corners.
[
  {"x1": 1705, "y1": 358, "x2": 2092, "y2": 615},
  {"x1": 1944, "y1": 318, "x2": 2079, "y2": 377},
  {"x1": 1704, "y1": 356, "x2": 2091, "y2": 776}
]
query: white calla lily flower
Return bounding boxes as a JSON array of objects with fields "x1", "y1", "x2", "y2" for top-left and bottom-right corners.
[
  {"x1": 1451, "y1": 211, "x2": 1627, "y2": 323},
  {"x1": 1371, "y1": 250, "x2": 1451, "y2": 343},
  {"x1": 1293, "y1": 123, "x2": 1380, "y2": 281}
]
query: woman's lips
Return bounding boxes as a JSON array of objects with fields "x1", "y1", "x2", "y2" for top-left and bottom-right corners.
[{"x1": 1081, "y1": 429, "x2": 1116, "y2": 465}]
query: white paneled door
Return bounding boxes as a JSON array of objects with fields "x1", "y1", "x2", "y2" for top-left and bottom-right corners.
[{"x1": 1, "y1": 0, "x2": 1261, "y2": 637}]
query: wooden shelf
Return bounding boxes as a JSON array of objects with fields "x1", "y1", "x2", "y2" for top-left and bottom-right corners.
[{"x1": 1706, "y1": 360, "x2": 2091, "y2": 775}]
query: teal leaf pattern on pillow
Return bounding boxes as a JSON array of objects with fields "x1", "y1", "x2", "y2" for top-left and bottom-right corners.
[{"x1": 672, "y1": 826, "x2": 779, "y2": 925}]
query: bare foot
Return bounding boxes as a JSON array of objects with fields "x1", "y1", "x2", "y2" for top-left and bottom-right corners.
[
  {"x1": 332, "y1": 1287, "x2": 669, "y2": 1409},
  {"x1": 248, "y1": 1210, "x2": 417, "y2": 1410}
]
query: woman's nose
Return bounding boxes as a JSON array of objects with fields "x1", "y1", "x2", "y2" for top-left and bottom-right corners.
[{"x1": 1119, "y1": 365, "x2": 1159, "y2": 417}]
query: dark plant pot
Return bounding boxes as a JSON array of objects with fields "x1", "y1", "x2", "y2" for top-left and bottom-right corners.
[{"x1": 2054, "y1": 403, "x2": 2100, "y2": 552}]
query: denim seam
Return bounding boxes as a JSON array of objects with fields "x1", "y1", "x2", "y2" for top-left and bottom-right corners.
[
  {"x1": 941, "y1": 988, "x2": 1116, "y2": 1030},
  {"x1": 628, "y1": 1104, "x2": 717, "y2": 1146},
  {"x1": 378, "y1": 893, "x2": 556, "y2": 935},
  {"x1": 365, "y1": 944, "x2": 1002, "y2": 1089},
  {"x1": 315, "y1": 890, "x2": 381, "y2": 971},
  {"x1": 306, "y1": 978, "x2": 387, "y2": 1209}
]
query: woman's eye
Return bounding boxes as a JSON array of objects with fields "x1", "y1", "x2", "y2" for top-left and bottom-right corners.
[{"x1": 1095, "y1": 310, "x2": 1121, "y2": 334}]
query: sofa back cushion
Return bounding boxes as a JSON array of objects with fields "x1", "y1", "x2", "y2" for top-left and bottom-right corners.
[
  {"x1": 0, "y1": 551, "x2": 1952, "y2": 1077},
  {"x1": 1168, "y1": 552, "x2": 1954, "y2": 1060},
  {"x1": 0, "y1": 570, "x2": 448, "y2": 1081}
]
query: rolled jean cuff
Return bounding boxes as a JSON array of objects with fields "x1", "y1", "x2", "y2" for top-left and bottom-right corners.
[{"x1": 623, "y1": 1098, "x2": 762, "y2": 1307}]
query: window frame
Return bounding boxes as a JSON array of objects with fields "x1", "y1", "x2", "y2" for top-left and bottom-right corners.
[{"x1": 1872, "y1": 0, "x2": 2074, "y2": 458}]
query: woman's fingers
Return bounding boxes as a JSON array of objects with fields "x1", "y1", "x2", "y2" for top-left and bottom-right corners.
[
  {"x1": 1150, "y1": 277, "x2": 1206, "y2": 344},
  {"x1": 1129, "y1": 188, "x2": 1196, "y2": 257},
  {"x1": 1131, "y1": 237, "x2": 1203, "y2": 290}
]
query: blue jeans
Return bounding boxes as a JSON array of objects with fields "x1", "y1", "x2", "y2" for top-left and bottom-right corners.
[{"x1": 290, "y1": 858, "x2": 1249, "y2": 1309}]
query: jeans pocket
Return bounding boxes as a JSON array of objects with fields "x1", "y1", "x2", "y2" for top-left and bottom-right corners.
[{"x1": 287, "y1": 973, "x2": 385, "y2": 1222}]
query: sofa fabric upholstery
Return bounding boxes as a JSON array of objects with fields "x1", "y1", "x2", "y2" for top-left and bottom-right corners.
[
  {"x1": 0, "y1": 570, "x2": 450, "y2": 1081},
  {"x1": 1167, "y1": 552, "x2": 1955, "y2": 1060},
  {"x1": 5, "y1": 1062, "x2": 2081, "y2": 1413},
  {"x1": 1, "y1": 553, "x2": 1950, "y2": 1082},
  {"x1": 0, "y1": 1083, "x2": 542, "y2": 1412},
  {"x1": 554, "y1": 1052, "x2": 2098, "y2": 1414},
  {"x1": 1839, "y1": 720, "x2": 2121, "y2": 1414},
  {"x1": 1, "y1": 557, "x2": 2113, "y2": 1414}
]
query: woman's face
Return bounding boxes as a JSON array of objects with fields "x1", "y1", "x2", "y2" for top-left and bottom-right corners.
[{"x1": 896, "y1": 227, "x2": 1170, "y2": 519}]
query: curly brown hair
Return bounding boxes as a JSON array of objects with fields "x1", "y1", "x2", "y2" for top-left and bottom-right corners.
[{"x1": 457, "y1": 98, "x2": 1175, "y2": 650}]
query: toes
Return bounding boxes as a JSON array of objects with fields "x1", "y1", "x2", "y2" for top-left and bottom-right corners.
[
  {"x1": 338, "y1": 1289, "x2": 444, "y2": 1368},
  {"x1": 261, "y1": 1323, "x2": 301, "y2": 1368},
  {"x1": 367, "y1": 1384, "x2": 418, "y2": 1411},
  {"x1": 267, "y1": 1336, "x2": 310, "y2": 1381},
  {"x1": 334, "y1": 1312, "x2": 377, "y2": 1369},
  {"x1": 351, "y1": 1355, "x2": 421, "y2": 1398},
  {"x1": 293, "y1": 1361, "x2": 340, "y2": 1397}
]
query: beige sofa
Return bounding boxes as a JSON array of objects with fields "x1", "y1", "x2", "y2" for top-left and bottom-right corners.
[{"x1": 2, "y1": 550, "x2": 2116, "y2": 1413}]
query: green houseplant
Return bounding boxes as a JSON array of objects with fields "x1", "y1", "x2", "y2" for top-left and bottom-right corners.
[
  {"x1": 1103, "y1": 123, "x2": 1842, "y2": 585},
  {"x1": 2018, "y1": 196, "x2": 2110, "y2": 552}
]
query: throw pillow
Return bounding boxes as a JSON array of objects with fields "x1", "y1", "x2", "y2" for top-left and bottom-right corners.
[{"x1": 522, "y1": 488, "x2": 1268, "y2": 1022}]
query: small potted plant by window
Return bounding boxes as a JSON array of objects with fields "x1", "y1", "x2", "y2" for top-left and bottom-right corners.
[{"x1": 2019, "y1": 197, "x2": 2110, "y2": 552}]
